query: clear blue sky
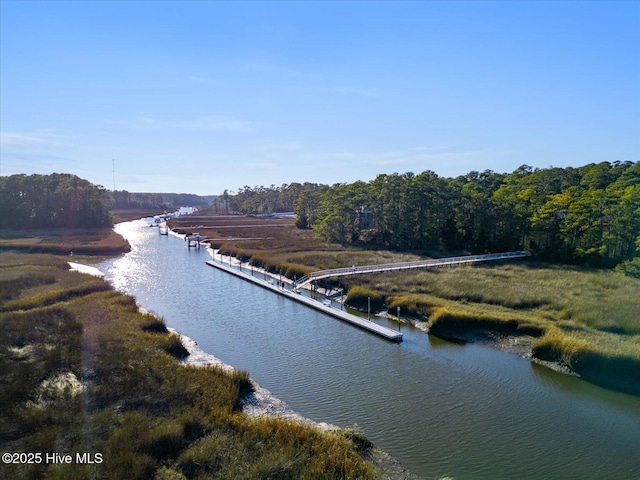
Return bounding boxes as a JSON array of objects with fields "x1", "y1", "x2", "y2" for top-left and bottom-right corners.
[{"x1": 1, "y1": 0, "x2": 638, "y2": 196}]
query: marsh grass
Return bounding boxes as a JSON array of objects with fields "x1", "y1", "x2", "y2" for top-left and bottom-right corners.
[
  {"x1": 345, "y1": 286, "x2": 385, "y2": 311},
  {"x1": 0, "y1": 228, "x2": 130, "y2": 255},
  {"x1": 0, "y1": 252, "x2": 380, "y2": 479},
  {"x1": 351, "y1": 263, "x2": 639, "y2": 329},
  {"x1": 0, "y1": 263, "x2": 111, "y2": 313},
  {"x1": 140, "y1": 313, "x2": 169, "y2": 333},
  {"x1": 348, "y1": 262, "x2": 640, "y2": 393},
  {"x1": 533, "y1": 327, "x2": 640, "y2": 395},
  {"x1": 0, "y1": 270, "x2": 56, "y2": 301},
  {"x1": 176, "y1": 215, "x2": 640, "y2": 394}
]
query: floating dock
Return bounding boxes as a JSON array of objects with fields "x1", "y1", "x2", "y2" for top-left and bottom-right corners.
[{"x1": 206, "y1": 260, "x2": 403, "y2": 342}]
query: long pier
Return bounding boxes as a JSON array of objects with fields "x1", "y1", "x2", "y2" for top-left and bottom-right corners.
[
  {"x1": 206, "y1": 259, "x2": 403, "y2": 342},
  {"x1": 293, "y1": 251, "x2": 531, "y2": 291}
]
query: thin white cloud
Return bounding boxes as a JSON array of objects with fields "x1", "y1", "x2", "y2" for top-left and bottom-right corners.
[
  {"x1": 110, "y1": 115, "x2": 251, "y2": 132},
  {"x1": 321, "y1": 146, "x2": 463, "y2": 167},
  {"x1": 0, "y1": 132, "x2": 65, "y2": 148}
]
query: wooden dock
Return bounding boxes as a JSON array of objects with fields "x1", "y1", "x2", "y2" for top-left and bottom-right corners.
[
  {"x1": 206, "y1": 260, "x2": 403, "y2": 342},
  {"x1": 293, "y1": 251, "x2": 531, "y2": 291},
  {"x1": 186, "y1": 233, "x2": 203, "y2": 249}
]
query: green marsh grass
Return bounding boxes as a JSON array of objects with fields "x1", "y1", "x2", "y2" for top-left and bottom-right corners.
[
  {"x1": 533, "y1": 327, "x2": 640, "y2": 394},
  {"x1": 176, "y1": 214, "x2": 640, "y2": 394},
  {"x1": 0, "y1": 252, "x2": 381, "y2": 479},
  {"x1": 345, "y1": 286, "x2": 385, "y2": 311},
  {"x1": 347, "y1": 263, "x2": 640, "y2": 394},
  {"x1": 0, "y1": 228, "x2": 130, "y2": 255}
]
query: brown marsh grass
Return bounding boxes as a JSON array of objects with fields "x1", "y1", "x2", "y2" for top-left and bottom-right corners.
[
  {"x1": 0, "y1": 228, "x2": 130, "y2": 255},
  {"x1": 0, "y1": 251, "x2": 380, "y2": 479},
  {"x1": 350, "y1": 263, "x2": 640, "y2": 394},
  {"x1": 168, "y1": 214, "x2": 640, "y2": 395}
]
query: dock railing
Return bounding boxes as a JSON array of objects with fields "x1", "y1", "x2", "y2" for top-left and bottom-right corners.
[{"x1": 293, "y1": 251, "x2": 531, "y2": 291}]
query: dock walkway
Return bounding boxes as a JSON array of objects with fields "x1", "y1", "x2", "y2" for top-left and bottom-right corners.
[
  {"x1": 294, "y1": 251, "x2": 531, "y2": 291},
  {"x1": 206, "y1": 260, "x2": 403, "y2": 342}
]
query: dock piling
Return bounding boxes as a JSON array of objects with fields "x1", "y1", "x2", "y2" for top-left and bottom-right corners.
[{"x1": 206, "y1": 260, "x2": 402, "y2": 342}]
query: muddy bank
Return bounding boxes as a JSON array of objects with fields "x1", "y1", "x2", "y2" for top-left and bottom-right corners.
[
  {"x1": 175, "y1": 329, "x2": 423, "y2": 479},
  {"x1": 378, "y1": 310, "x2": 575, "y2": 378},
  {"x1": 424, "y1": 321, "x2": 640, "y2": 395},
  {"x1": 428, "y1": 328, "x2": 576, "y2": 376}
]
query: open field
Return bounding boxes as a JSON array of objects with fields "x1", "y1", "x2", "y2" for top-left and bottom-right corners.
[
  {"x1": 169, "y1": 213, "x2": 640, "y2": 396},
  {"x1": 0, "y1": 251, "x2": 384, "y2": 479}
]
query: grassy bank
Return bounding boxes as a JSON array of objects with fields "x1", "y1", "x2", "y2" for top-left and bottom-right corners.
[
  {"x1": 0, "y1": 252, "x2": 383, "y2": 479},
  {"x1": 0, "y1": 228, "x2": 130, "y2": 256},
  {"x1": 110, "y1": 209, "x2": 169, "y2": 223},
  {"x1": 168, "y1": 213, "x2": 640, "y2": 396},
  {"x1": 350, "y1": 264, "x2": 640, "y2": 395}
]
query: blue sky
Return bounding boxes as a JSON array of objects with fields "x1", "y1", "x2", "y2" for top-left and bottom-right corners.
[{"x1": 1, "y1": 1, "x2": 638, "y2": 196}]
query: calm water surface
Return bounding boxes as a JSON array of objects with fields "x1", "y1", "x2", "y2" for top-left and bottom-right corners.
[{"x1": 97, "y1": 219, "x2": 640, "y2": 480}]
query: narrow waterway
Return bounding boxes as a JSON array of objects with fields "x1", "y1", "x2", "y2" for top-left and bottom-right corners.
[{"x1": 97, "y1": 219, "x2": 640, "y2": 480}]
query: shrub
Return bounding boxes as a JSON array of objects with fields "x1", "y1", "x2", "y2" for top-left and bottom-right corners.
[
  {"x1": 154, "y1": 466, "x2": 187, "y2": 480},
  {"x1": 234, "y1": 249, "x2": 252, "y2": 262},
  {"x1": 249, "y1": 253, "x2": 272, "y2": 271},
  {"x1": 283, "y1": 263, "x2": 314, "y2": 280},
  {"x1": 615, "y1": 257, "x2": 640, "y2": 278},
  {"x1": 341, "y1": 427, "x2": 373, "y2": 454}
]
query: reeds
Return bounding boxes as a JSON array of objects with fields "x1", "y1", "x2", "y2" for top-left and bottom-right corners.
[
  {"x1": 170, "y1": 214, "x2": 640, "y2": 394},
  {"x1": 533, "y1": 327, "x2": 640, "y2": 395},
  {"x1": 347, "y1": 263, "x2": 639, "y2": 394},
  {"x1": 345, "y1": 286, "x2": 385, "y2": 311},
  {"x1": 0, "y1": 252, "x2": 380, "y2": 479},
  {"x1": 0, "y1": 228, "x2": 130, "y2": 255}
]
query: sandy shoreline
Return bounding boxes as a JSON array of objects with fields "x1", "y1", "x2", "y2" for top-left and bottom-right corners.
[{"x1": 68, "y1": 261, "x2": 104, "y2": 277}]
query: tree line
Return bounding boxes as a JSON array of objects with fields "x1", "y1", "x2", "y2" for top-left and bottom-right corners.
[
  {"x1": 213, "y1": 184, "x2": 307, "y2": 214},
  {"x1": 110, "y1": 190, "x2": 215, "y2": 210},
  {"x1": 217, "y1": 161, "x2": 640, "y2": 268},
  {"x1": 0, "y1": 173, "x2": 112, "y2": 229}
]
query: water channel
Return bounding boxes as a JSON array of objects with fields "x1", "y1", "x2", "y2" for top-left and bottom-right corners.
[{"x1": 96, "y1": 218, "x2": 640, "y2": 479}]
